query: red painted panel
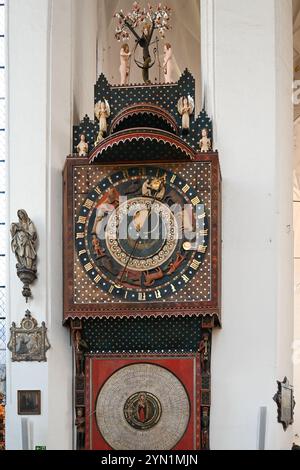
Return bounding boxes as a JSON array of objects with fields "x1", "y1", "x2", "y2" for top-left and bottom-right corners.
[{"x1": 86, "y1": 355, "x2": 199, "y2": 450}]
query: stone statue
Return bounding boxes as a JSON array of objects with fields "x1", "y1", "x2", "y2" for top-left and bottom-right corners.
[
  {"x1": 11, "y1": 210, "x2": 37, "y2": 271},
  {"x1": 177, "y1": 96, "x2": 194, "y2": 135},
  {"x1": 199, "y1": 128, "x2": 212, "y2": 153},
  {"x1": 76, "y1": 134, "x2": 89, "y2": 157},
  {"x1": 11, "y1": 210, "x2": 38, "y2": 300},
  {"x1": 94, "y1": 99, "x2": 110, "y2": 145},
  {"x1": 163, "y1": 43, "x2": 174, "y2": 84},
  {"x1": 120, "y1": 43, "x2": 131, "y2": 86}
]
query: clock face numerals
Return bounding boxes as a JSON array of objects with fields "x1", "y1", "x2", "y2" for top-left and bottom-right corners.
[{"x1": 75, "y1": 166, "x2": 209, "y2": 302}]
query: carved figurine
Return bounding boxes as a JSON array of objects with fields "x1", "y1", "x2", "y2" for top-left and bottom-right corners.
[
  {"x1": 201, "y1": 407, "x2": 210, "y2": 450},
  {"x1": 120, "y1": 43, "x2": 131, "y2": 86},
  {"x1": 73, "y1": 330, "x2": 88, "y2": 375},
  {"x1": 199, "y1": 333, "x2": 210, "y2": 374},
  {"x1": 11, "y1": 210, "x2": 38, "y2": 301},
  {"x1": 76, "y1": 134, "x2": 89, "y2": 157},
  {"x1": 163, "y1": 43, "x2": 174, "y2": 84},
  {"x1": 75, "y1": 408, "x2": 86, "y2": 450},
  {"x1": 199, "y1": 128, "x2": 212, "y2": 153},
  {"x1": 114, "y1": 3, "x2": 172, "y2": 84},
  {"x1": 94, "y1": 99, "x2": 110, "y2": 144},
  {"x1": 177, "y1": 96, "x2": 194, "y2": 135}
]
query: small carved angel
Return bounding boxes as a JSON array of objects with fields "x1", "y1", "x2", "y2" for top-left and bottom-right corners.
[
  {"x1": 177, "y1": 96, "x2": 194, "y2": 134},
  {"x1": 76, "y1": 134, "x2": 89, "y2": 157},
  {"x1": 94, "y1": 99, "x2": 110, "y2": 143},
  {"x1": 199, "y1": 128, "x2": 212, "y2": 153}
]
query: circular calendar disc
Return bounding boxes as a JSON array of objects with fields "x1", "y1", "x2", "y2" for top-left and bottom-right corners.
[{"x1": 95, "y1": 363, "x2": 190, "y2": 450}]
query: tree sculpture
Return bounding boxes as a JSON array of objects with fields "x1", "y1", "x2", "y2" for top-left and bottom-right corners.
[{"x1": 114, "y1": 2, "x2": 171, "y2": 84}]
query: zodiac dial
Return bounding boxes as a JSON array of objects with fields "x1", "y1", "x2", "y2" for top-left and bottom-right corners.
[{"x1": 75, "y1": 167, "x2": 209, "y2": 302}]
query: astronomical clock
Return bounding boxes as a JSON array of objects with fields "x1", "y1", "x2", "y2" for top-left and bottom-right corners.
[{"x1": 63, "y1": 70, "x2": 221, "y2": 451}]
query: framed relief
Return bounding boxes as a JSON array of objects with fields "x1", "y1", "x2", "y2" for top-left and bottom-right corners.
[
  {"x1": 7, "y1": 311, "x2": 50, "y2": 362},
  {"x1": 273, "y1": 377, "x2": 296, "y2": 431},
  {"x1": 18, "y1": 390, "x2": 41, "y2": 416}
]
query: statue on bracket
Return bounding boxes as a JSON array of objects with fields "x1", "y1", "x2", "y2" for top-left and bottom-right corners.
[
  {"x1": 11, "y1": 210, "x2": 37, "y2": 302},
  {"x1": 114, "y1": 2, "x2": 172, "y2": 84},
  {"x1": 76, "y1": 134, "x2": 89, "y2": 157},
  {"x1": 177, "y1": 96, "x2": 194, "y2": 135},
  {"x1": 199, "y1": 128, "x2": 212, "y2": 153},
  {"x1": 163, "y1": 43, "x2": 174, "y2": 84},
  {"x1": 119, "y1": 43, "x2": 132, "y2": 86},
  {"x1": 94, "y1": 99, "x2": 110, "y2": 145},
  {"x1": 7, "y1": 310, "x2": 50, "y2": 362}
]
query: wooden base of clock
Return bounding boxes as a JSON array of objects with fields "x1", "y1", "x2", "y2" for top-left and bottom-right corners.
[{"x1": 85, "y1": 353, "x2": 205, "y2": 451}]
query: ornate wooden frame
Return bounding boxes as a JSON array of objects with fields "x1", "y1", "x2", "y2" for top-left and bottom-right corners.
[{"x1": 63, "y1": 153, "x2": 221, "y2": 325}]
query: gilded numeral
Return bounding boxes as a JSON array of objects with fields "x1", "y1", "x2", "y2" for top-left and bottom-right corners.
[
  {"x1": 170, "y1": 175, "x2": 177, "y2": 184},
  {"x1": 84, "y1": 263, "x2": 93, "y2": 272},
  {"x1": 191, "y1": 196, "x2": 201, "y2": 206},
  {"x1": 191, "y1": 260, "x2": 201, "y2": 270},
  {"x1": 108, "y1": 285, "x2": 115, "y2": 294},
  {"x1": 123, "y1": 169, "x2": 130, "y2": 179},
  {"x1": 78, "y1": 250, "x2": 87, "y2": 257},
  {"x1": 199, "y1": 229, "x2": 209, "y2": 236},
  {"x1": 108, "y1": 177, "x2": 113, "y2": 185},
  {"x1": 124, "y1": 291, "x2": 128, "y2": 299},
  {"x1": 198, "y1": 212, "x2": 206, "y2": 220},
  {"x1": 83, "y1": 199, "x2": 94, "y2": 210},
  {"x1": 182, "y1": 184, "x2": 190, "y2": 194},
  {"x1": 94, "y1": 274, "x2": 101, "y2": 283},
  {"x1": 171, "y1": 284, "x2": 177, "y2": 293},
  {"x1": 77, "y1": 216, "x2": 87, "y2": 224},
  {"x1": 94, "y1": 187, "x2": 102, "y2": 196},
  {"x1": 76, "y1": 233, "x2": 85, "y2": 240},
  {"x1": 182, "y1": 274, "x2": 189, "y2": 283},
  {"x1": 138, "y1": 292, "x2": 146, "y2": 301},
  {"x1": 155, "y1": 290, "x2": 162, "y2": 299},
  {"x1": 197, "y1": 245, "x2": 208, "y2": 254}
]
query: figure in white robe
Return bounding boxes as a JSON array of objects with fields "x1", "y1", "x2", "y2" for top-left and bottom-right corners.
[
  {"x1": 177, "y1": 96, "x2": 195, "y2": 134},
  {"x1": 94, "y1": 99, "x2": 110, "y2": 145}
]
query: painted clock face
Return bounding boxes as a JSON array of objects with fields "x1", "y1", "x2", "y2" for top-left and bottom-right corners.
[{"x1": 75, "y1": 166, "x2": 209, "y2": 302}]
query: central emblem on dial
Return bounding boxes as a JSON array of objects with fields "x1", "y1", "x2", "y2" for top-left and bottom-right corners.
[
  {"x1": 105, "y1": 197, "x2": 178, "y2": 272},
  {"x1": 124, "y1": 391, "x2": 162, "y2": 431}
]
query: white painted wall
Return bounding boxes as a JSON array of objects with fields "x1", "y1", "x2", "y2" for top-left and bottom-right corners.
[
  {"x1": 6, "y1": 0, "x2": 73, "y2": 450},
  {"x1": 210, "y1": 0, "x2": 294, "y2": 450},
  {"x1": 293, "y1": 118, "x2": 300, "y2": 442},
  {"x1": 6, "y1": 0, "x2": 295, "y2": 450},
  {"x1": 72, "y1": 0, "x2": 98, "y2": 124}
]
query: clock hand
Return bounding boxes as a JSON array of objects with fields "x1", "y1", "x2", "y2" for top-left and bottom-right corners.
[{"x1": 118, "y1": 189, "x2": 162, "y2": 285}]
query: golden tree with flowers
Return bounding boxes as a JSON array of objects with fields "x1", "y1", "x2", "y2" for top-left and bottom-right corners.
[{"x1": 114, "y1": 2, "x2": 172, "y2": 84}]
